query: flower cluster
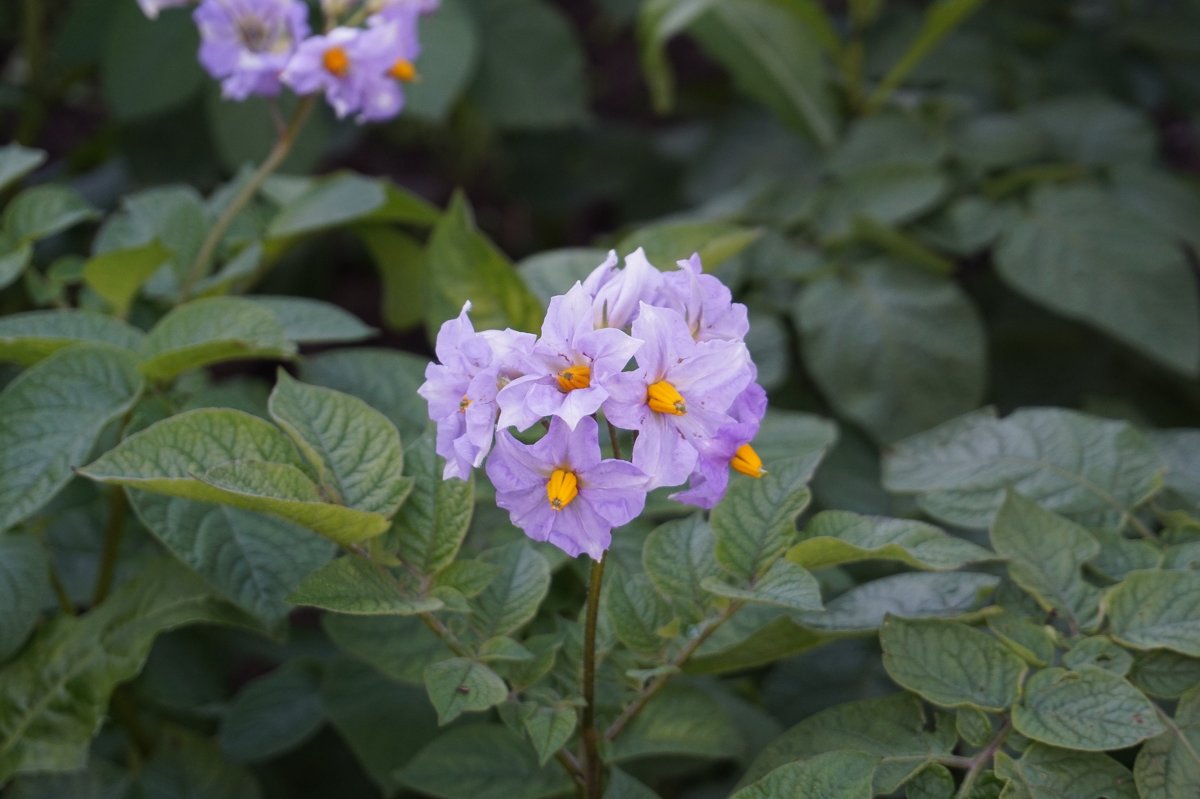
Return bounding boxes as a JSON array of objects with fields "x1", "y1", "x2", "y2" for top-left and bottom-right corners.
[
  {"x1": 419, "y1": 249, "x2": 768, "y2": 560},
  {"x1": 137, "y1": 0, "x2": 437, "y2": 123}
]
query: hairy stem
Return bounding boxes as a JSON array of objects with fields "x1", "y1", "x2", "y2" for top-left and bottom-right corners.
[
  {"x1": 605, "y1": 417, "x2": 623, "y2": 461},
  {"x1": 555, "y1": 750, "x2": 586, "y2": 796},
  {"x1": 178, "y1": 96, "x2": 316, "y2": 300},
  {"x1": 91, "y1": 488, "x2": 130, "y2": 606},
  {"x1": 581, "y1": 556, "x2": 607, "y2": 798},
  {"x1": 954, "y1": 716, "x2": 1011, "y2": 799},
  {"x1": 604, "y1": 603, "x2": 737, "y2": 741}
]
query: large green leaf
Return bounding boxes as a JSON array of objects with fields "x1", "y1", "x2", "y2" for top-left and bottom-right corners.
[
  {"x1": 994, "y1": 184, "x2": 1200, "y2": 376},
  {"x1": 424, "y1": 192, "x2": 543, "y2": 340},
  {"x1": 789, "y1": 511, "x2": 993, "y2": 571},
  {"x1": 995, "y1": 744, "x2": 1138, "y2": 799},
  {"x1": 0, "y1": 310, "x2": 144, "y2": 366},
  {"x1": 1012, "y1": 667, "x2": 1165, "y2": 751},
  {"x1": 0, "y1": 531, "x2": 50, "y2": 661},
  {"x1": 300, "y1": 348, "x2": 430, "y2": 444},
  {"x1": 468, "y1": 543, "x2": 551, "y2": 641},
  {"x1": 712, "y1": 456, "x2": 816, "y2": 583},
  {"x1": 1025, "y1": 95, "x2": 1156, "y2": 167},
  {"x1": 689, "y1": 607, "x2": 829, "y2": 674},
  {"x1": 323, "y1": 615, "x2": 451, "y2": 685},
  {"x1": 1106, "y1": 569, "x2": 1200, "y2": 657},
  {"x1": 268, "y1": 372, "x2": 409, "y2": 516},
  {"x1": 393, "y1": 430, "x2": 475, "y2": 575},
  {"x1": 267, "y1": 173, "x2": 385, "y2": 239},
  {"x1": 795, "y1": 572, "x2": 999, "y2": 632},
  {"x1": 0, "y1": 345, "x2": 143, "y2": 533},
  {"x1": 82, "y1": 242, "x2": 171, "y2": 319},
  {"x1": 882, "y1": 408, "x2": 1164, "y2": 529},
  {"x1": 3, "y1": 186, "x2": 97, "y2": 243},
  {"x1": 219, "y1": 660, "x2": 325, "y2": 763},
  {"x1": 0, "y1": 560, "x2": 250, "y2": 781},
  {"x1": 809, "y1": 166, "x2": 950, "y2": 239},
  {"x1": 1129, "y1": 650, "x2": 1200, "y2": 699},
  {"x1": 1133, "y1": 685, "x2": 1200, "y2": 799},
  {"x1": 606, "y1": 568, "x2": 674, "y2": 656},
  {"x1": 610, "y1": 683, "x2": 747, "y2": 763},
  {"x1": 80, "y1": 409, "x2": 391, "y2": 545},
  {"x1": 289, "y1": 556, "x2": 442, "y2": 615},
  {"x1": 731, "y1": 750, "x2": 878, "y2": 799},
  {"x1": 424, "y1": 658, "x2": 508, "y2": 724},
  {"x1": 643, "y1": 514, "x2": 721, "y2": 623},
  {"x1": 991, "y1": 492, "x2": 1102, "y2": 633},
  {"x1": 397, "y1": 724, "x2": 573, "y2": 799},
  {"x1": 140, "y1": 297, "x2": 295, "y2": 382},
  {"x1": 702, "y1": 557, "x2": 823, "y2": 612},
  {"x1": 247, "y1": 297, "x2": 376, "y2": 345},
  {"x1": 795, "y1": 260, "x2": 985, "y2": 443},
  {"x1": 880, "y1": 616, "x2": 1026, "y2": 711}
]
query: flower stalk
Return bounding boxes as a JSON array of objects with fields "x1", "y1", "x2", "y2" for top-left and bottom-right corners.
[{"x1": 581, "y1": 555, "x2": 607, "y2": 798}]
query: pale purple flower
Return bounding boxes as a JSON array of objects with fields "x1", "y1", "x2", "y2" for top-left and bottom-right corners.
[
  {"x1": 496, "y1": 283, "x2": 642, "y2": 432},
  {"x1": 194, "y1": 0, "x2": 309, "y2": 100},
  {"x1": 583, "y1": 248, "x2": 663, "y2": 330},
  {"x1": 138, "y1": 0, "x2": 193, "y2": 19},
  {"x1": 604, "y1": 304, "x2": 753, "y2": 490},
  {"x1": 671, "y1": 381, "x2": 767, "y2": 509},
  {"x1": 281, "y1": 15, "x2": 419, "y2": 122},
  {"x1": 658, "y1": 253, "x2": 749, "y2": 342},
  {"x1": 486, "y1": 417, "x2": 648, "y2": 560},
  {"x1": 418, "y1": 303, "x2": 534, "y2": 480},
  {"x1": 367, "y1": 0, "x2": 440, "y2": 20}
]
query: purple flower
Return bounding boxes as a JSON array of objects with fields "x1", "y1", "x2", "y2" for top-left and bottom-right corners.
[
  {"x1": 604, "y1": 304, "x2": 753, "y2": 490},
  {"x1": 194, "y1": 0, "x2": 310, "y2": 100},
  {"x1": 486, "y1": 417, "x2": 648, "y2": 560},
  {"x1": 138, "y1": 0, "x2": 193, "y2": 19},
  {"x1": 671, "y1": 381, "x2": 767, "y2": 509},
  {"x1": 583, "y1": 248, "x2": 663, "y2": 330},
  {"x1": 496, "y1": 283, "x2": 642, "y2": 432},
  {"x1": 418, "y1": 303, "x2": 534, "y2": 480},
  {"x1": 367, "y1": 0, "x2": 440, "y2": 20},
  {"x1": 281, "y1": 15, "x2": 419, "y2": 122},
  {"x1": 658, "y1": 253, "x2": 749, "y2": 342}
]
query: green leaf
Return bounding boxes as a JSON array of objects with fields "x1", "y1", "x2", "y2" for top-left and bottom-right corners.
[
  {"x1": 986, "y1": 610, "x2": 1056, "y2": 667},
  {"x1": 393, "y1": 430, "x2": 475, "y2": 575},
  {"x1": 139, "y1": 729, "x2": 260, "y2": 799},
  {"x1": 425, "y1": 192, "x2": 543, "y2": 340},
  {"x1": 4, "y1": 756, "x2": 132, "y2": 798},
  {"x1": 826, "y1": 113, "x2": 948, "y2": 176},
  {"x1": 880, "y1": 616, "x2": 1026, "y2": 711},
  {"x1": 140, "y1": 297, "x2": 295, "y2": 382},
  {"x1": 290, "y1": 556, "x2": 442, "y2": 615},
  {"x1": 1111, "y1": 164, "x2": 1200, "y2": 251},
  {"x1": 689, "y1": 608, "x2": 829, "y2": 674},
  {"x1": 1133, "y1": 685, "x2": 1200, "y2": 799},
  {"x1": 991, "y1": 492, "x2": 1102, "y2": 633},
  {"x1": 219, "y1": 661, "x2": 325, "y2": 763},
  {"x1": 1013, "y1": 666, "x2": 1165, "y2": 751},
  {"x1": 790, "y1": 511, "x2": 993, "y2": 571},
  {"x1": 323, "y1": 615, "x2": 451, "y2": 685},
  {"x1": 0, "y1": 345, "x2": 143, "y2": 533},
  {"x1": 1105, "y1": 569, "x2": 1200, "y2": 657},
  {"x1": 732, "y1": 750, "x2": 878, "y2": 799},
  {"x1": 521, "y1": 704, "x2": 576, "y2": 766},
  {"x1": 795, "y1": 572, "x2": 999, "y2": 632},
  {"x1": 865, "y1": 0, "x2": 985, "y2": 110},
  {"x1": 404, "y1": 0, "x2": 479, "y2": 121},
  {"x1": 1025, "y1": 95, "x2": 1156, "y2": 167},
  {"x1": 465, "y1": 0, "x2": 588, "y2": 129},
  {"x1": 995, "y1": 744, "x2": 1137, "y2": 799},
  {"x1": 810, "y1": 165, "x2": 950, "y2": 239},
  {"x1": 268, "y1": 371, "x2": 409, "y2": 516},
  {"x1": 905, "y1": 763, "x2": 955, "y2": 799},
  {"x1": 80, "y1": 409, "x2": 391, "y2": 545},
  {"x1": 424, "y1": 658, "x2": 509, "y2": 724},
  {"x1": 267, "y1": 173, "x2": 386, "y2": 239},
  {"x1": 795, "y1": 260, "x2": 986, "y2": 443},
  {"x1": 712, "y1": 456, "x2": 815, "y2": 583},
  {"x1": 0, "y1": 144, "x2": 46, "y2": 193},
  {"x1": 128, "y1": 493, "x2": 334, "y2": 625},
  {"x1": 1129, "y1": 650, "x2": 1200, "y2": 699},
  {"x1": 101, "y1": 1, "x2": 203, "y2": 121},
  {"x1": 702, "y1": 557, "x2": 823, "y2": 612},
  {"x1": 616, "y1": 221, "x2": 762, "y2": 271},
  {"x1": 605, "y1": 768, "x2": 661, "y2": 799},
  {"x1": 744, "y1": 693, "x2": 957, "y2": 793},
  {"x1": 0, "y1": 310, "x2": 144, "y2": 366},
  {"x1": 205, "y1": 90, "x2": 331, "y2": 176},
  {"x1": 610, "y1": 683, "x2": 747, "y2": 763},
  {"x1": 751, "y1": 409, "x2": 838, "y2": 467},
  {"x1": 0, "y1": 560, "x2": 251, "y2": 781},
  {"x1": 636, "y1": 0, "x2": 723, "y2": 113},
  {"x1": 606, "y1": 569, "x2": 674, "y2": 656},
  {"x1": 469, "y1": 543, "x2": 551, "y2": 640},
  {"x1": 0, "y1": 531, "x2": 49, "y2": 661},
  {"x1": 3, "y1": 186, "x2": 96, "y2": 243},
  {"x1": 397, "y1": 724, "x2": 573, "y2": 799},
  {"x1": 0, "y1": 240, "x2": 31, "y2": 291},
  {"x1": 689, "y1": 0, "x2": 837, "y2": 146},
  {"x1": 1062, "y1": 637, "x2": 1132, "y2": 676},
  {"x1": 82, "y1": 242, "x2": 170, "y2": 318},
  {"x1": 358, "y1": 227, "x2": 427, "y2": 330},
  {"x1": 300, "y1": 348, "x2": 430, "y2": 444},
  {"x1": 994, "y1": 184, "x2": 1199, "y2": 376},
  {"x1": 643, "y1": 514, "x2": 720, "y2": 623},
  {"x1": 883, "y1": 408, "x2": 1164, "y2": 529},
  {"x1": 518, "y1": 247, "x2": 610, "y2": 304},
  {"x1": 247, "y1": 297, "x2": 376, "y2": 345}
]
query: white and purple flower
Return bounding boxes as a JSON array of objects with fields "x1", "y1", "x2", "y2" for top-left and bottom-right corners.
[
  {"x1": 193, "y1": 0, "x2": 310, "y2": 100},
  {"x1": 486, "y1": 417, "x2": 648, "y2": 560},
  {"x1": 658, "y1": 253, "x2": 749, "y2": 342},
  {"x1": 496, "y1": 283, "x2": 642, "y2": 432},
  {"x1": 583, "y1": 248, "x2": 663, "y2": 331}
]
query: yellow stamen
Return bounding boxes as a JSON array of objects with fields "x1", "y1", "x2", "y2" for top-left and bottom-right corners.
[
  {"x1": 646, "y1": 380, "x2": 686, "y2": 415},
  {"x1": 730, "y1": 444, "x2": 765, "y2": 478},
  {"x1": 458, "y1": 395, "x2": 471, "y2": 413},
  {"x1": 389, "y1": 58, "x2": 417, "y2": 82},
  {"x1": 323, "y1": 46, "x2": 350, "y2": 77},
  {"x1": 546, "y1": 469, "x2": 579, "y2": 511},
  {"x1": 556, "y1": 364, "x2": 591, "y2": 392}
]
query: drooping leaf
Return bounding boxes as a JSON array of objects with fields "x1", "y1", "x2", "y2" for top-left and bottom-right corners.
[
  {"x1": 1105, "y1": 569, "x2": 1200, "y2": 657},
  {"x1": 219, "y1": 660, "x2": 325, "y2": 763},
  {"x1": 424, "y1": 658, "x2": 509, "y2": 724},
  {"x1": 731, "y1": 750, "x2": 878, "y2": 799},
  {"x1": 397, "y1": 724, "x2": 573, "y2": 799},
  {"x1": 795, "y1": 572, "x2": 999, "y2": 632},
  {"x1": 393, "y1": 430, "x2": 475, "y2": 575},
  {"x1": 290, "y1": 556, "x2": 442, "y2": 615},
  {"x1": 247, "y1": 297, "x2": 376, "y2": 345},
  {"x1": 712, "y1": 456, "x2": 816, "y2": 583},
  {"x1": 789, "y1": 511, "x2": 993, "y2": 571},
  {"x1": 882, "y1": 408, "x2": 1164, "y2": 529},
  {"x1": 1012, "y1": 666, "x2": 1165, "y2": 751},
  {"x1": 879, "y1": 616, "x2": 1026, "y2": 711},
  {"x1": 140, "y1": 297, "x2": 295, "y2": 382}
]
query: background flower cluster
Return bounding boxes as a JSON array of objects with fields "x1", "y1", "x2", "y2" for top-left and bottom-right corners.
[
  {"x1": 419, "y1": 249, "x2": 767, "y2": 559},
  {"x1": 138, "y1": 0, "x2": 437, "y2": 122}
]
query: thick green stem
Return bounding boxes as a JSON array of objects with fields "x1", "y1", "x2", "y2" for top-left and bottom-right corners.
[
  {"x1": 581, "y1": 556, "x2": 607, "y2": 798},
  {"x1": 91, "y1": 488, "x2": 129, "y2": 606},
  {"x1": 178, "y1": 96, "x2": 316, "y2": 300}
]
